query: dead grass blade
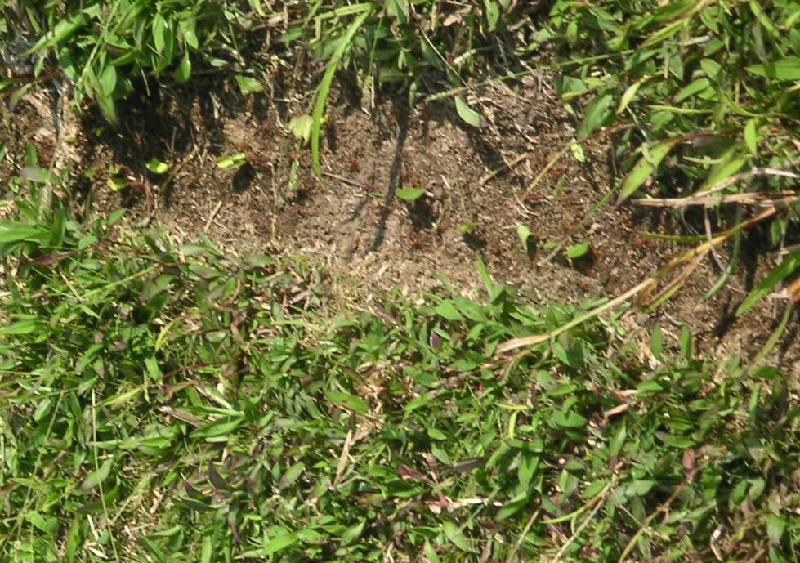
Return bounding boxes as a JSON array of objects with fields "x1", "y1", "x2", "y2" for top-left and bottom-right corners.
[
  {"x1": 633, "y1": 167, "x2": 800, "y2": 209},
  {"x1": 498, "y1": 206, "x2": 780, "y2": 354},
  {"x1": 633, "y1": 191, "x2": 797, "y2": 209}
]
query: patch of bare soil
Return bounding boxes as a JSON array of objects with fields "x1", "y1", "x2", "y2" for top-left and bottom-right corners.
[{"x1": 1, "y1": 72, "x2": 798, "y2": 368}]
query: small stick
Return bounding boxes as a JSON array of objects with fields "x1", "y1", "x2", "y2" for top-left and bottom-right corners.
[
  {"x1": 633, "y1": 191, "x2": 797, "y2": 209},
  {"x1": 617, "y1": 484, "x2": 684, "y2": 562},
  {"x1": 551, "y1": 475, "x2": 619, "y2": 562},
  {"x1": 322, "y1": 171, "x2": 374, "y2": 191},
  {"x1": 204, "y1": 200, "x2": 223, "y2": 232},
  {"x1": 479, "y1": 153, "x2": 530, "y2": 185}
]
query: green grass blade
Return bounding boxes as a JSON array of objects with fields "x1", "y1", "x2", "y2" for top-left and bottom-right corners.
[{"x1": 311, "y1": 9, "x2": 371, "y2": 176}]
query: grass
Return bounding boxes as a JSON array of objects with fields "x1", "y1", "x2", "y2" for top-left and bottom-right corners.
[
  {"x1": 3, "y1": 1, "x2": 800, "y2": 561},
  {"x1": 1, "y1": 193, "x2": 799, "y2": 561},
  {"x1": 4, "y1": 1, "x2": 799, "y2": 311}
]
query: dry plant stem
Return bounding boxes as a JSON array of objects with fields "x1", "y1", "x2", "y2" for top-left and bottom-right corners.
[
  {"x1": 497, "y1": 278, "x2": 654, "y2": 354},
  {"x1": 634, "y1": 191, "x2": 798, "y2": 209},
  {"x1": 748, "y1": 303, "x2": 795, "y2": 373},
  {"x1": 480, "y1": 152, "x2": 530, "y2": 185},
  {"x1": 322, "y1": 171, "x2": 373, "y2": 191},
  {"x1": 704, "y1": 208, "x2": 727, "y2": 273},
  {"x1": 333, "y1": 430, "x2": 354, "y2": 487},
  {"x1": 550, "y1": 476, "x2": 618, "y2": 562},
  {"x1": 499, "y1": 206, "x2": 780, "y2": 354},
  {"x1": 509, "y1": 508, "x2": 541, "y2": 561},
  {"x1": 617, "y1": 484, "x2": 685, "y2": 563},
  {"x1": 633, "y1": 167, "x2": 800, "y2": 209}
]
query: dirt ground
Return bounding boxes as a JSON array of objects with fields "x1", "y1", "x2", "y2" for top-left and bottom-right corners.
[{"x1": 1, "y1": 70, "x2": 798, "y2": 369}]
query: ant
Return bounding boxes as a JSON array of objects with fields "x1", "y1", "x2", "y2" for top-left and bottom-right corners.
[
  {"x1": 407, "y1": 231, "x2": 424, "y2": 249},
  {"x1": 348, "y1": 158, "x2": 361, "y2": 173},
  {"x1": 631, "y1": 232, "x2": 654, "y2": 251}
]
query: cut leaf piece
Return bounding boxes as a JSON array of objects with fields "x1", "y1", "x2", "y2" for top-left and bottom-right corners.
[
  {"x1": 455, "y1": 96, "x2": 483, "y2": 127},
  {"x1": 235, "y1": 75, "x2": 264, "y2": 94},
  {"x1": 396, "y1": 188, "x2": 425, "y2": 201}
]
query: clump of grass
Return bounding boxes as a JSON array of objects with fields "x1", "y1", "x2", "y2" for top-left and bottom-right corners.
[
  {"x1": 1, "y1": 192, "x2": 798, "y2": 561},
  {"x1": 1, "y1": 0, "x2": 520, "y2": 121},
  {"x1": 538, "y1": 1, "x2": 800, "y2": 311}
]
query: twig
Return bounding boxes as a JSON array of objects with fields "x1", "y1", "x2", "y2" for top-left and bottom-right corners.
[
  {"x1": 322, "y1": 171, "x2": 375, "y2": 192},
  {"x1": 498, "y1": 278, "x2": 654, "y2": 354},
  {"x1": 204, "y1": 200, "x2": 223, "y2": 233},
  {"x1": 633, "y1": 191, "x2": 798, "y2": 209},
  {"x1": 617, "y1": 484, "x2": 684, "y2": 562},
  {"x1": 480, "y1": 153, "x2": 530, "y2": 185},
  {"x1": 509, "y1": 508, "x2": 541, "y2": 561},
  {"x1": 333, "y1": 430, "x2": 354, "y2": 487},
  {"x1": 499, "y1": 206, "x2": 780, "y2": 354},
  {"x1": 688, "y1": 167, "x2": 800, "y2": 200},
  {"x1": 161, "y1": 145, "x2": 199, "y2": 195},
  {"x1": 551, "y1": 475, "x2": 618, "y2": 562}
]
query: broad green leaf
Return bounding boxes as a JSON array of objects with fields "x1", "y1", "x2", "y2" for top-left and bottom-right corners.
[
  {"x1": 201, "y1": 536, "x2": 213, "y2": 563},
  {"x1": 152, "y1": 14, "x2": 167, "y2": 53},
  {"x1": 29, "y1": 15, "x2": 85, "y2": 52},
  {"x1": 174, "y1": 51, "x2": 191, "y2": 83},
  {"x1": 443, "y1": 521, "x2": 476, "y2": 553},
  {"x1": 617, "y1": 78, "x2": 647, "y2": 114},
  {"x1": 570, "y1": 141, "x2": 585, "y2": 162},
  {"x1": 192, "y1": 417, "x2": 243, "y2": 439},
  {"x1": 618, "y1": 137, "x2": 682, "y2": 201},
  {"x1": 674, "y1": 78, "x2": 710, "y2": 102},
  {"x1": 637, "y1": 380, "x2": 663, "y2": 393},
  {"x1": 81, "y1": 457, "x2": 114, "y2": 492},
  {"x1": 279, "y1": 462, "x2": 305, "y2": 489},
  {"x1": 737, "y1": 251, "x2": 800, "y2": 316},
  {"x1": 517, "y1": 452, "x2": 539, "y2": 489},
  {"x1": 627, "y1": 479, "x2": 656, "y2": 496},
  {"x1": 650, "y1": 323, "x2": 663, "y2": 359},
  {"x1": 99, "y1": 64, "x2": 117, "y2": 98},
  {"x1": 216, "y1": 153, "x2": 246, "y2": 170},
  {"x1": 340, "y1": 520, "x2": 365, "y2": 545},
  {"x1": 25, "y1": 512, "x2": 57, "y2": 534},
  {"x1": 700, "y1": 58, "x2": 722, "y2": 79},
  {"x1": 582, "y1": 479, "x2": 608, "y2": 499},
  {"x1": 0, "y1": 222, "x2": 48, "y2": 244},
  {"x1": 311, "y1": 10, "x2": 372, "y2": 176},
  {"x1": 484, "y1": 0, "x2": 499, "y2": 31},
  {"x1": 642, "y1": 19, "x2": 686, "y2": 48},
  {"x1": 551, "y1": 410, "x2": 586, "y2": 428},
  {"x1": 424, "y1": 542, "x2": 441, "y2": 563},
  {"x1": 517, "y1": 225, "x2": 532, "y2": 251},
  {"x1": 749, "y1": 1, "x2": 779, "y2": 39},
  {"x1": 179, "y1": 17, "x2": 199, "y2": 49},
  {"x1": 261, "y1": 532, "x2": 298, "y2": 555},
  {"x1": 744, "y1": 119, "x2": 759, "y2": 154},
  {"x1": 326, "y1": 390, "x2": 370, "y2": 415},
  {"x1": 746, "y1": 57, "x2": 800, "y2": 81},
  {"x1": 699, "y1": 151, "x2": 748, "y2": 193},
  {"x1": 435, "y1": 301, "x2": 463, "y2": 321},
  {"x1": 65, "y1": 518, "x2": 82, "y2": 563},
  {"x1": 766, "y1": 515, "x2": 786, "y2": 545},
  {"x1": 577, "y1": 93, "x2": 613, "y2": 140},
  {"x1": 20, "y1": 166, "x2": 57, "y2": 184},
  {"x1": 455, "y1": 96, "x2": 483, "y2": 127}
]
